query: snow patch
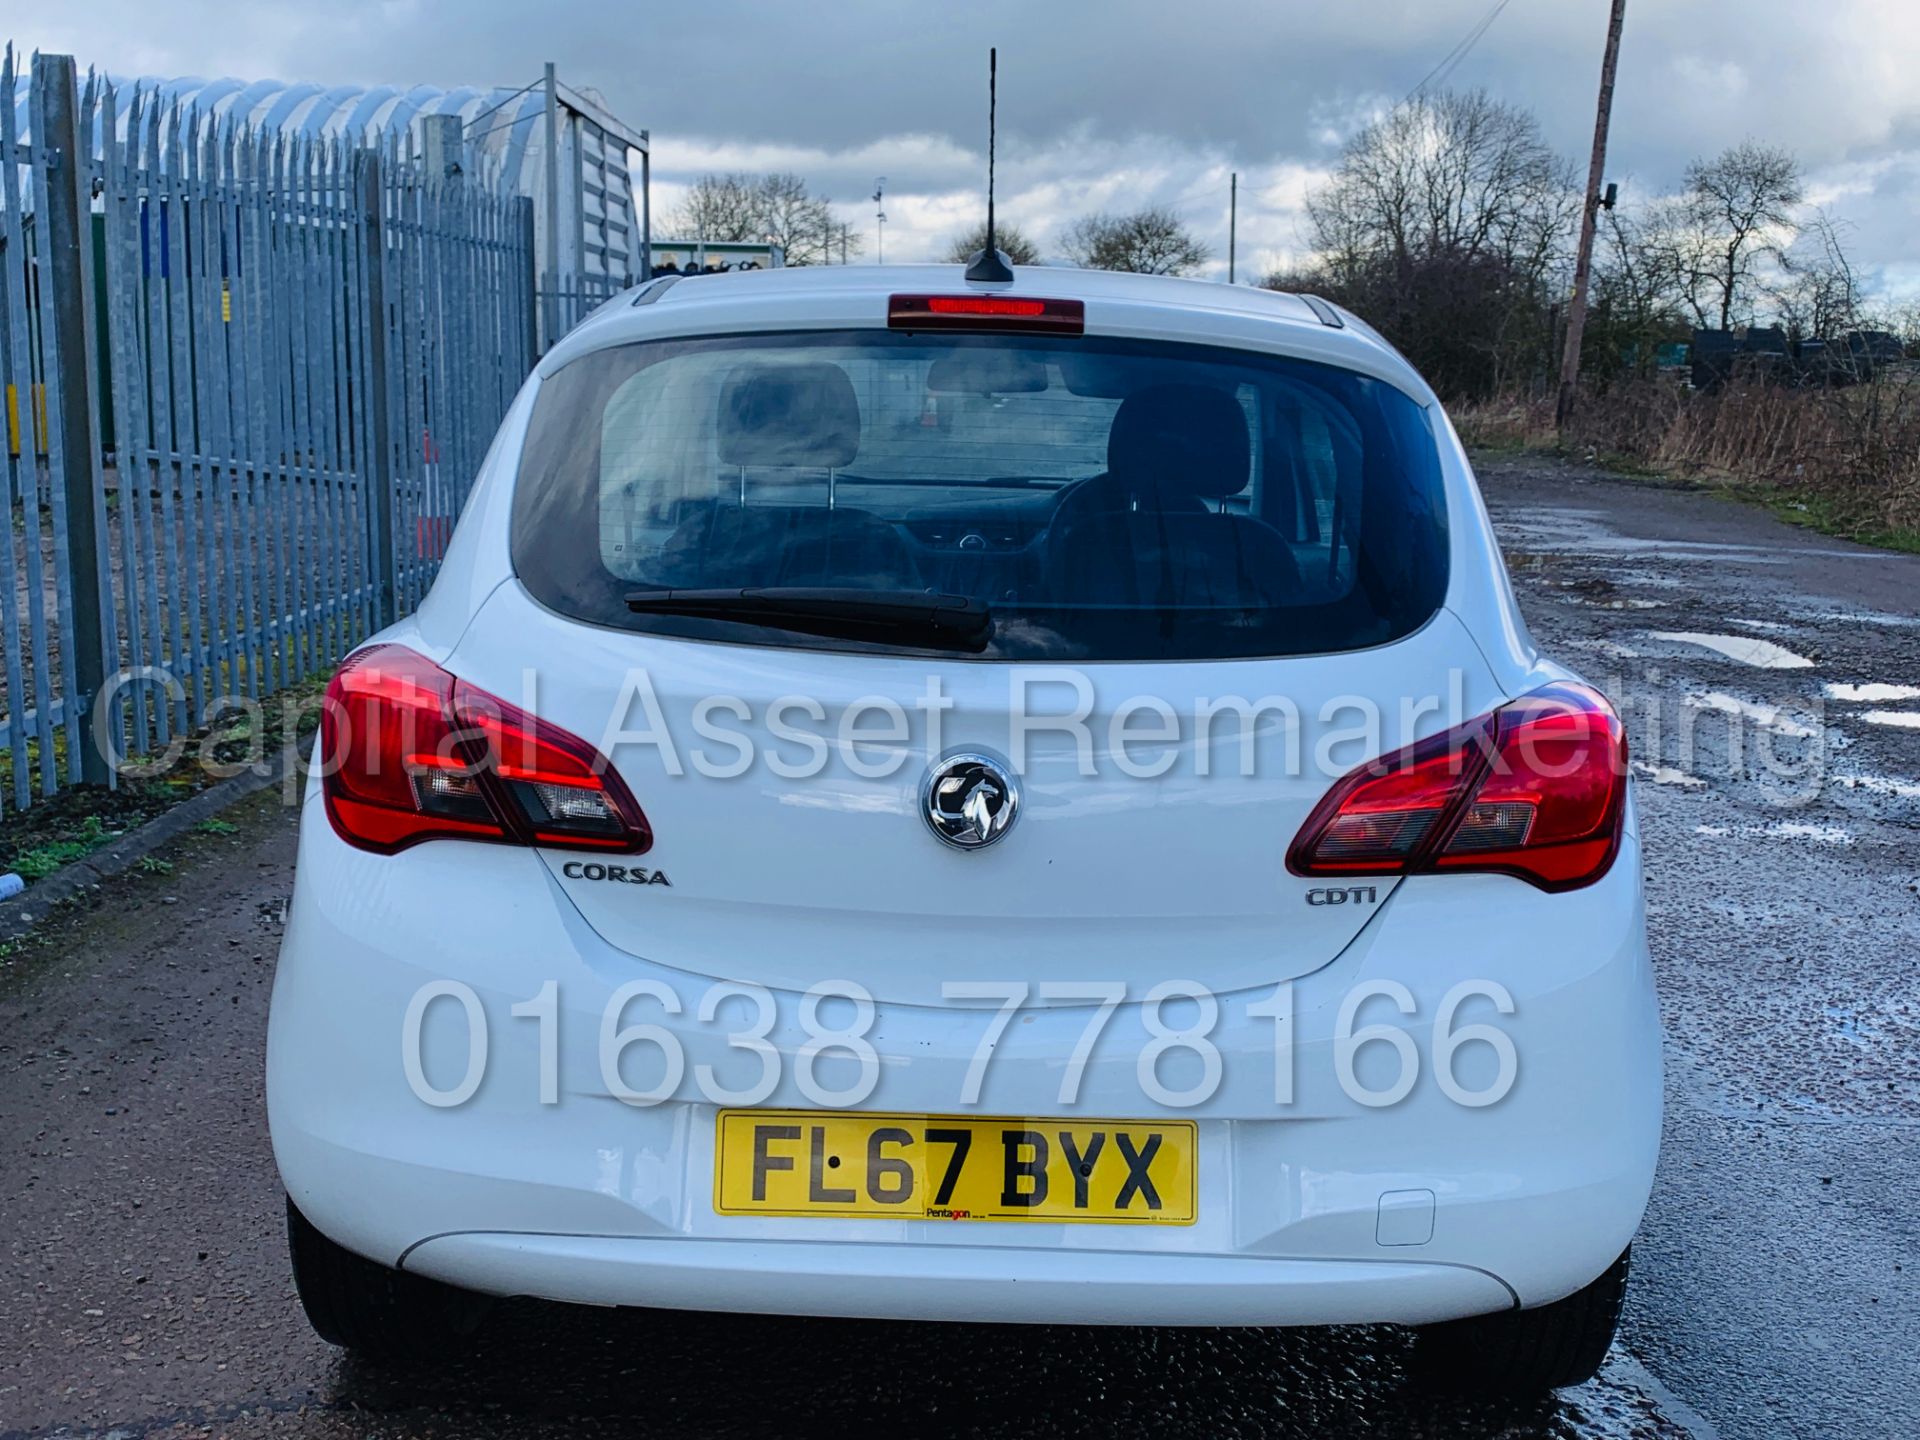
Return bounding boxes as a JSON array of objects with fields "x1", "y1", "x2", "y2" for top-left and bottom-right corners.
[{"x1": 1860, "y1": 710, "x2": 1920, "y2": 730}]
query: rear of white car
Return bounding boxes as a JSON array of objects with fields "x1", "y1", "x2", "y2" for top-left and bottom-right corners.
[{"x1": 268, "y1": 265, "x2": 1660, "y2": 1393}]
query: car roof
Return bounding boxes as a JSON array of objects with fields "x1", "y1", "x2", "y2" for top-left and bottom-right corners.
[
  {"x1": 539, "y1": 263, "x2": 1431, "y2": 403},
  {"x1": 639, "y1": 264, "x2": 1321, "y2": 320}
]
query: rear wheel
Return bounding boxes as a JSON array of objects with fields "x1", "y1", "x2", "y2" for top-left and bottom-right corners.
[
  {"x1": 1411, "y1": 1247, "x2": 1629, "y2": 1395},
  {"x1": 286, "y1": 1198, "x2": 490, "y2": 1363}
]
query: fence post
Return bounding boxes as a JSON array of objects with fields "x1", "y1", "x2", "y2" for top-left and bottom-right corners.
[
  {"x1": 356, "y1": 150, "x2": 397, "y2": 629},
  {"x1": 420, "y1": 114, "x2": 463, "y2": 182},
  {"x1": 36, "y1": 54, "x2": 113, "y2": 785},
  {"x1": 518, "y1": 197, "x2": 539, "y2": 364}
]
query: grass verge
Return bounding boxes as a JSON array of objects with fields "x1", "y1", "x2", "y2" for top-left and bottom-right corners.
[
  {"x1": 1466, "y1": 435, "x2": 1920, "y2": 554},
  {"x1": 0, "y1": 673, "x2": 327, "y2": 886},
  {"x1": 1454, "y1": 379, "x2": 1920, "y2": 554}
]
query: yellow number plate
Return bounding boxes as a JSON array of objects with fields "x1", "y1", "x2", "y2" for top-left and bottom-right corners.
[{"x1": 714, "y1": 1110, "x2": 1196, "y2": 1224}]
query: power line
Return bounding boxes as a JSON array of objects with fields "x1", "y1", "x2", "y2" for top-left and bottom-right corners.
[
  {"x1": 461, "y1": 78, "x2": 547, "y2": 144},
  {"x1": 1404, "y1": 0, "x2": 1515, "y2": 105},
  {"x1": 1407, "y1": 0, "x2": 1512, "y2": 101},
  {"x1": 464, "y1": 78, "x2": 543, "y2": 131},
  {"x1": 1428, "y1": 0, "x2": 1515, "y2": 93}
]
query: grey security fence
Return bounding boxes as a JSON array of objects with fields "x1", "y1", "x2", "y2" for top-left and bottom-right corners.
[{"x1": 1, "y1": 49, "x2": 536, "y2": 812}]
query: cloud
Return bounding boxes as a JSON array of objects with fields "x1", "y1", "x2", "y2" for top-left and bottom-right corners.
[
  {"x1": 1666, "y1": 55, "x2": 1749, "y2": 104},
  {"x1": 653, "y1": 125, "x2": 1331, "y2": 278},
  {"x1": 12, "y1": 0, "x2": 1920, "y2": 292}
]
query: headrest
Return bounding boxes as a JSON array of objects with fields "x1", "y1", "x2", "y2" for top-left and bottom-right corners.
[
  {"x1": 718, "y1": 362, "x2": 861, "y2": 469},
  {"x1": 1106, "y1": 384, "x2": 1250, "y2": 500}
]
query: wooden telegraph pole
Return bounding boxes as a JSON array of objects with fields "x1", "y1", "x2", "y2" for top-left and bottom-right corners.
[{"x1": 1556, "y1": 0, "x2": 1629, "y2": 430}]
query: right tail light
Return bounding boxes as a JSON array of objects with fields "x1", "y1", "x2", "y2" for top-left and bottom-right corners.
[{"x1": 1287, "y1": 681, "x2": 1628, "y2": 892}]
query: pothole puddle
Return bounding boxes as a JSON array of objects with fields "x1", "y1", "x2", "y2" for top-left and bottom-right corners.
[{"x1": 1648, "y1": 631, "x2": 1816, "y2": 669}]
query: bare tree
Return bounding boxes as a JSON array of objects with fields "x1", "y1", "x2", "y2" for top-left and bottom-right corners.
[
  {"x1": 1682, "y1": 141, "x2": 1803, "y2": 331},
  {"x1": 1062, "y1": 207, "x2": 1209, "y2": 275},
  {"x1": 1871, "y1": 299, "x2": 1920, "y2": 350},
  {"x1": 1604, "y1": 194, "x2": 1719, "y2": 329},
  {"x1": 667, "y1": 171, "x2": 853, "y2": 266},
  {"x1": 1306, "y1": 90, "x2": 1577, "y2": 284},
  {"x1": 1580, "y1": 198, "x2": 1699, "y2": 373},
  {"x1": 668, "y1": 172, "x2": 764, "y2": 242},
  {"x1": 942, "y1": 220, "x2": 1041, "y2": 266},
  {"x1": 1774, "y1": 209, "x2": 1859, "y2": 341},
  {"x1": 1594, "y1": 204, "x2": 1690, "y2": 324},
  {"x1": 1259, "y1": 265, "x2": 1321, "y2": 293},
  {"x1": 754, "y1": 172, "x2": 849, "y2": 267},
  {"x1": 1290, "y1": 90, "x2": 1577, "y2": 399}
]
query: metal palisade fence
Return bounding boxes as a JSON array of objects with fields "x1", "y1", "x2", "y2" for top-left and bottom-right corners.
[{"x1": 1, "y1": 50, "x2": 536, "y2": 812}]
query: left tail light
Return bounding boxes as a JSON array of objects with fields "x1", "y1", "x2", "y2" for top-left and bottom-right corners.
[
  {"x1": 320, "y1": 645, "x2": 652, "y2": 856},
  {"x1": 1287, "y1": 681, "x2": 1627, "y2": 892}
]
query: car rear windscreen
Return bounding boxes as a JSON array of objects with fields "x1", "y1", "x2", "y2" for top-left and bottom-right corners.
[{"x1": 511, "y1": 331, "x2": 1449, "y2": 661}]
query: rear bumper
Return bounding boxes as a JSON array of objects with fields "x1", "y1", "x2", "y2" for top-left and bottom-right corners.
[
  {"x1": 406, "y1": 1233, "x2": 1512, "y2": 1326},
  {"x1": 269, "y1": 797, "x2": 1661, "y2": 1326}
]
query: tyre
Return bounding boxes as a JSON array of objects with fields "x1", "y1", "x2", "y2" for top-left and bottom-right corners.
[
  {"x1": 1411, "y1": 1247, "x2": 1629, "y2": 1395},
  {"x1": 286, "y1": 1197, "x2": 491, "y2": 1363}
]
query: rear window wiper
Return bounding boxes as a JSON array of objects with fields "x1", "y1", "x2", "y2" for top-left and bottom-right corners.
[{"x1": 624, "y1": 586, "x2": 993, "y2": 652}]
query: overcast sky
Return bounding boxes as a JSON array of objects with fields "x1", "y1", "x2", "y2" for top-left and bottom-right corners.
[{"x1": 16, "y1": 1, "x2": 1920, "y2": 296}]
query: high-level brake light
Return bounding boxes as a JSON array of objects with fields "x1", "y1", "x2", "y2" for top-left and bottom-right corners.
[
  {"x1": 1287, "y1": 682, "x2": 1628, "y2": 892},
  {"x1": 928, "y1": 296, "x2": 1044, "y2": 316},
  {"x1": 320, "y1": 645, "x2": 651, "y2": 856},
  {"x1": 888, "y1": 293, "x2": 1085, "y2": 334}
]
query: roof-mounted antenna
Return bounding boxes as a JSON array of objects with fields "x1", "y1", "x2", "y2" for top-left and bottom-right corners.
[{"x1": 965, "y1": 48, "x2": 1015, "y2": 284}]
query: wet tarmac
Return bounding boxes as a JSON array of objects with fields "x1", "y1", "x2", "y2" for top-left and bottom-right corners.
[
  {"x1": 1, "y1": 454, "x2": 1914, "y2": 1438},
  {"x1": 1481, "y1": 456, "x2": 1920, "y2": 1439}
]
